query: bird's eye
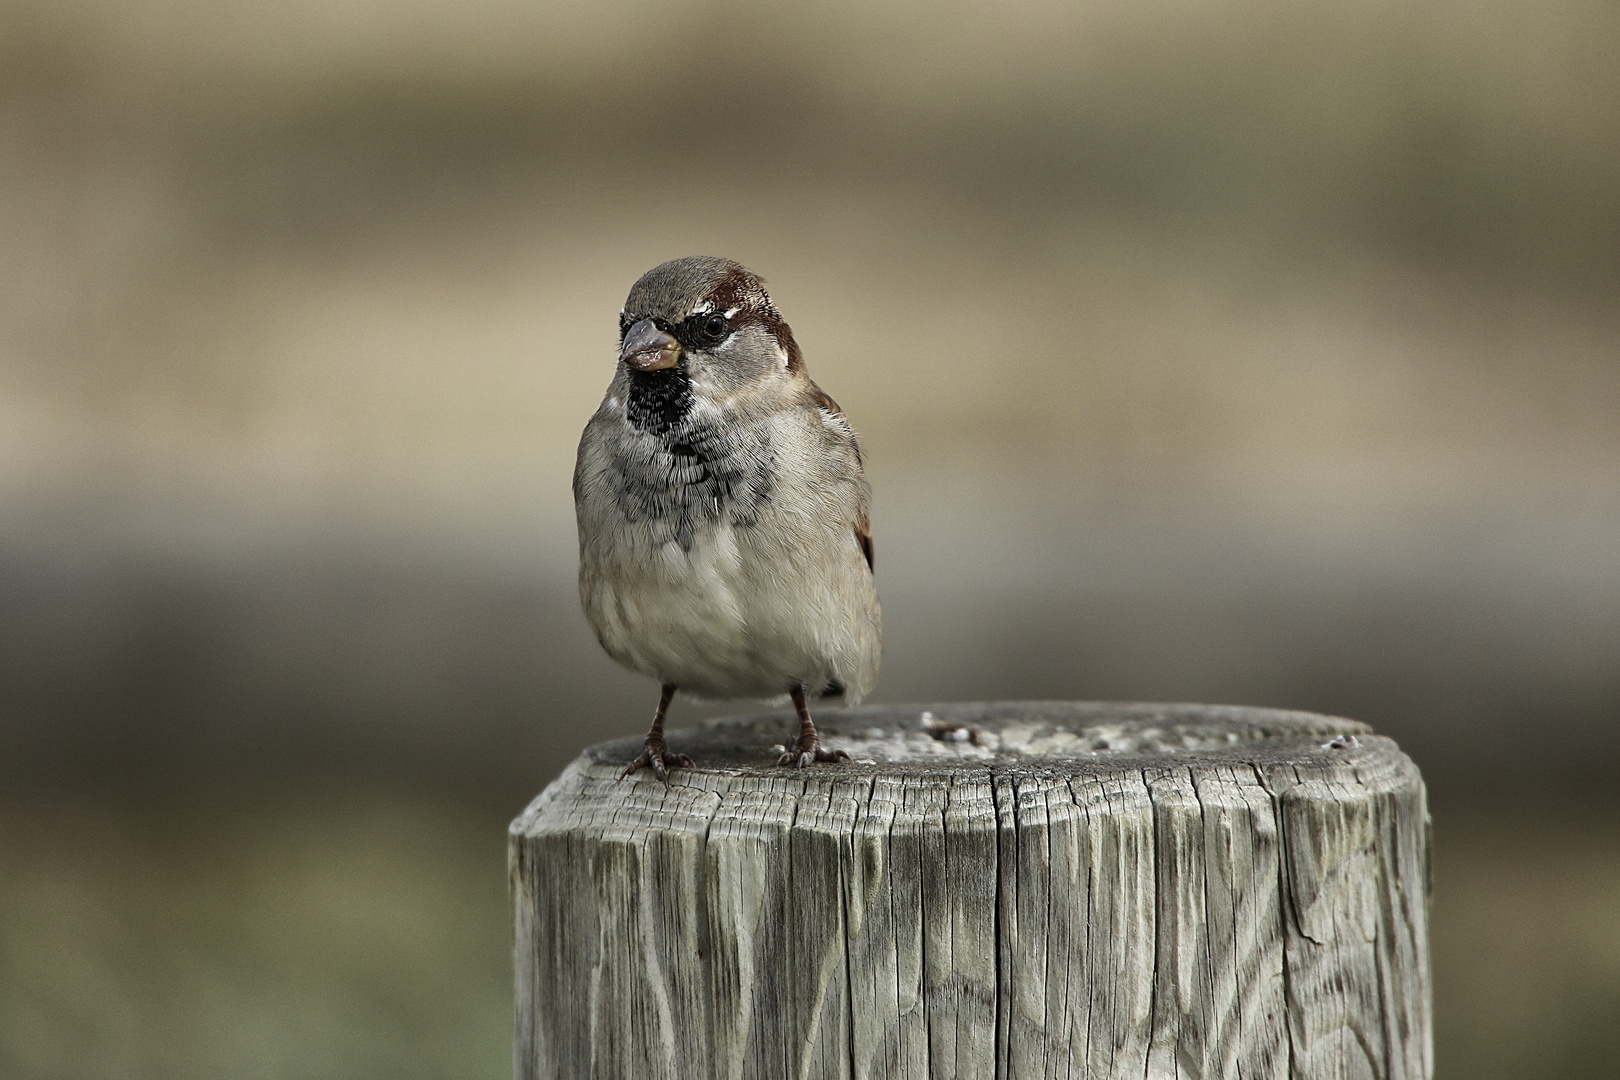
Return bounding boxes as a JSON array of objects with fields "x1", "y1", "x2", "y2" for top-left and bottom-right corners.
[{"x1": 702, "y1": 313, "x2": 728, "y2": 341}]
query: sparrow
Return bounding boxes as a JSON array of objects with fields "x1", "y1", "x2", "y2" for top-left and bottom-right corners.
[{"x1": 573, "y1": 257, "x2": 881, "y2": 781}]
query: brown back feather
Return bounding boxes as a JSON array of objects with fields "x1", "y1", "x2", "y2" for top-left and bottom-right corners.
[{"x1": 808, "y1": 382, "x2": 875, "y2": 573}]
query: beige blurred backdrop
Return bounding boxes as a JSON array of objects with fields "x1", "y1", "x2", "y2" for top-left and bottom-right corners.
[{"x1": 3, "y1": 1, "x2": 1618, "y2": 1077}]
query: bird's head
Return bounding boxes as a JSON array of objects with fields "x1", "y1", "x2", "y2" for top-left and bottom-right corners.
[{"x1": 616, "y1": 257, "x2": 803, "y2": 407}]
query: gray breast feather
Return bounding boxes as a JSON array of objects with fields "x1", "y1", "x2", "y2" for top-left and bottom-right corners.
[{"x1": 602, "y1": 416, "x2": 776, "y2": 550}]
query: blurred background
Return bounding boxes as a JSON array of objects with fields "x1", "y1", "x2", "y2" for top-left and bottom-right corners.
[{"x1": 2, "y1": 0, "x2": 1617, "y2": 1076}]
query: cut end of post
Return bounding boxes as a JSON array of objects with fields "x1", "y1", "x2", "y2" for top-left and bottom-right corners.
[{"x1": 512, "y1": 701, "x2": 1432, "y2": 1080}]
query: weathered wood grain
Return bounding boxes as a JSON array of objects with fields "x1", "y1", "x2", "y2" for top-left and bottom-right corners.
[{"x1": 511, "y1": 702, "x2": 1431, "y2": 1079}]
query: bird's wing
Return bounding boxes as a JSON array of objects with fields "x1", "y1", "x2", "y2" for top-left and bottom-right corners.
[
  {"x1": 855, "y1": 511, "x2": 874, "y2": 573},
  {"x1": 808, "y1": 382, "x2": 874, "y2": 573}
]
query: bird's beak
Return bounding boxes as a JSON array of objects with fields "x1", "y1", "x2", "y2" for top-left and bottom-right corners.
[{"x1": 620, "y1": 318, "x2": 681, "y2": 371}]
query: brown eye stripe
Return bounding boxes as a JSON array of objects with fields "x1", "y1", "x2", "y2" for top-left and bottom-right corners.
[
  {"x1": 705, "y1": 267, "x2": 803, "y2": 372},
  {"x1": 705, "y1": 266, "x2": 774, "y2": 319}
]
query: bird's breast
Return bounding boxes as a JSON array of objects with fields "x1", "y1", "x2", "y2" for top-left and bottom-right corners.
[{"x1": 600, "y1": 417, "x2": 775, "y2": 552}]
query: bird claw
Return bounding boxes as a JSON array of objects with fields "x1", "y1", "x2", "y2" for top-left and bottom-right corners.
[
  {"x1": 620, "y1": 739, "x2": 694, "y2": 785},
  {"x1": 775, "y1": 736, "x2": 850, "y2": 769}
]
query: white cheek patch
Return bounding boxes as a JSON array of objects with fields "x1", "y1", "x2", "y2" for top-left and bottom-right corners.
[{"x1": 684, "y1": 392, "x2": 726, "y2": 425}]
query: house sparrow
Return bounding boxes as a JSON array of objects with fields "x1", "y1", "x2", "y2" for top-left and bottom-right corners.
[{"x1": 574, "y1": 257, "x2": 881, "y2": 781}]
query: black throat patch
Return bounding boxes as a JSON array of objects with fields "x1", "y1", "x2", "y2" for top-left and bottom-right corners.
[
  {"x1": 608, "y1": 373, "x2": 776, "y2": 550},
  {"x1": 625, "y1": 367, "x2": 692, "y2": 436}
]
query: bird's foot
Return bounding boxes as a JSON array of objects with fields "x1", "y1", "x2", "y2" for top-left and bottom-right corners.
[
  {"x1": 776, "y1": 733, "x2": 851, "y2": 769},
  {"x1": 620, "y1": 738, "x2": 694, "y2": 785}
]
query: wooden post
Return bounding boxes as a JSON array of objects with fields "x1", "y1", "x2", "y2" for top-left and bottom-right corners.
[{"x1": 510, "y1": 702, "x2": 1431, "y2": 1079}]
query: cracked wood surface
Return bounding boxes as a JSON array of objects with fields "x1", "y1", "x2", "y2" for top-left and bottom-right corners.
[{"x1": 510, "y1": 701, "x2": 1431, "y2": 1079}]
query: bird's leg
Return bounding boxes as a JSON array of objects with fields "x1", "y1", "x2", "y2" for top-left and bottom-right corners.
[
  {"x1": 777, "y1": 686, "x2": 851, "y2": 768},
  {"x1": 620, "y1": 683, "x2": 693, "y2": 784}
]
